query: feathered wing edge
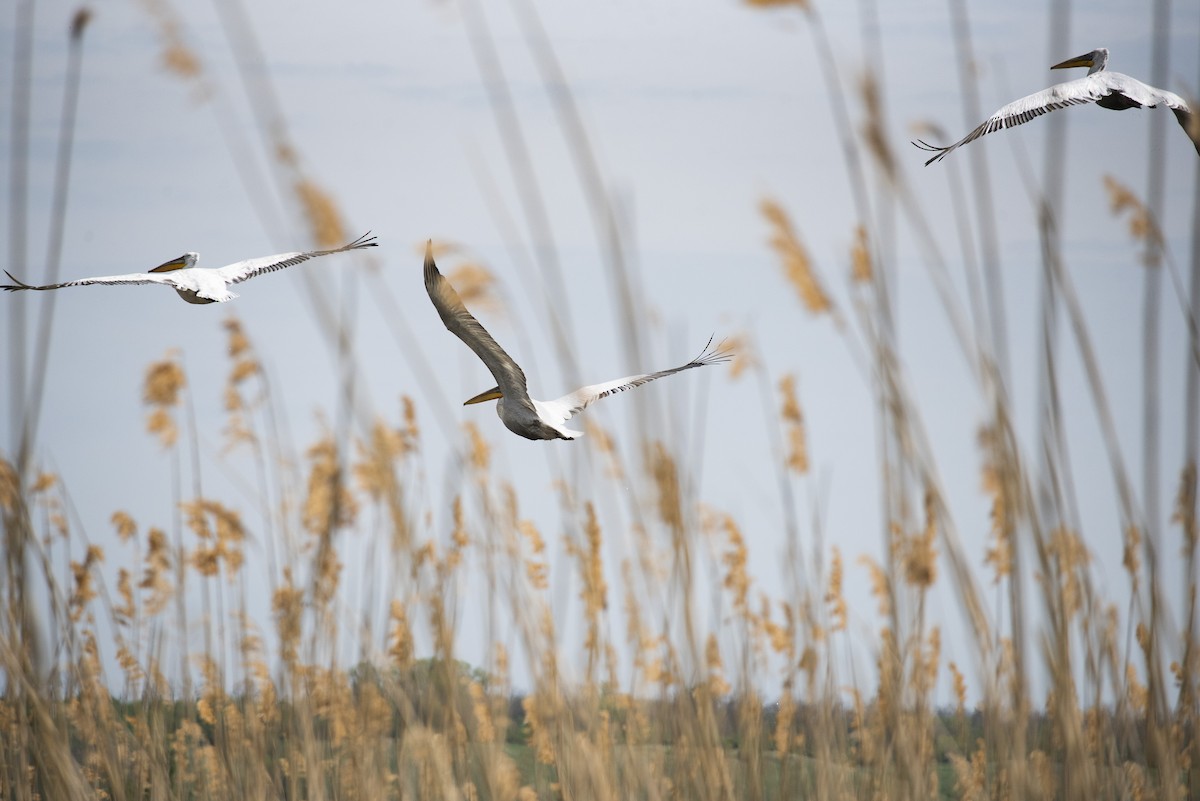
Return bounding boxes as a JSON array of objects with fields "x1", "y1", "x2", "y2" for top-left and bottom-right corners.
[
  {"x1": 554, "y1": 335, "x2": 733, "y2": 420},
  {"x1": 1, "y1": 269, "x2": 178, "y2": 292},
  {"x1": 912, "y1": 76, "x2": 1105, "y2": 165},
  {"x1": 221, "y1": 231, "x2": 378, "y2": 285}
]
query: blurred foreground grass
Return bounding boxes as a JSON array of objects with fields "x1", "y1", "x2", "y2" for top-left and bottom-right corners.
[{"x1": 3, "y1": 1, "x2": 1199, "y2": 799}]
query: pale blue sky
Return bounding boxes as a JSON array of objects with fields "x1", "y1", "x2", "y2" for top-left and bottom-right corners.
[{"x1": 3, "y1": 0, "x2": 1199, "y2": 701}]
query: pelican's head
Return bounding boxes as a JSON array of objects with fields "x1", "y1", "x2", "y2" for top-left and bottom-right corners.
[
  {"x1": 150, "y1": 252, "x2": 199, "y2": 273},
  {"x1": 464, "y1": 386, "x2": 503, "y2": 405},
  {"x1": 1051, "y1": 47, "x2": 1109, "y2": 75}
]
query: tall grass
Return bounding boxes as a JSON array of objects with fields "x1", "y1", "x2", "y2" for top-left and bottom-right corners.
[{"x1": 3, "y1": 1, "x2": 1198, "y2": 799}]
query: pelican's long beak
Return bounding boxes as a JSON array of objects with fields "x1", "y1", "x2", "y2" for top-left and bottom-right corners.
[
  {"x1": 1051, "y1": 52, "x2": 1094, "y2": 70},
  {"x1": 150, "y1": 256, "x2": 189, "y2": 273},
  {"x1": 464, "y1": 386, "x2": 503, "y2": 405}
]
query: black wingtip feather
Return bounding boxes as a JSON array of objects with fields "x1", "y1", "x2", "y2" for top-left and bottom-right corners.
[
  {"x1": 347, "y1": 231, "x2": 378, "y2": 250},
  {"x1": 2, "y1": 270, "x2": 32, "y2": 291},
  {"x1": 911, "y1": 138, "x2": 950, "y2": 166},
  {"x1": 692, "y1": 334, "x2": 734, "y2": 367}
]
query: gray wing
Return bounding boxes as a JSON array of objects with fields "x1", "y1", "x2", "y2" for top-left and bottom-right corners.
[
  {"x1": 1160, "y1": 90, "x2": 1200, "y2": 155},
  {"x1": 423, "y1": 242, "x2": 538, "y2": 413},
  {"x1": 216, "y1": 232, "x2": 377, "y2": 285},
  {"x1": 2, "y1": 269, "x2": 181, "y2": 292},
  {"x1": 551, "y1": 336, "x2": 732, "y2": 420},
  {"x1": 914, "y1": 74, "x2": 1109, "y2": 165}
]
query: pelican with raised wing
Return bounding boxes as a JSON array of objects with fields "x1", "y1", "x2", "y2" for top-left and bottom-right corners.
[
  {"x1": 424, "y1": 241, "x2": 730, "y2": 441},
  {"x1": 914, "y1": 48, "x2": 1199, "y2": 165},
  {"x1": 2, "y1": 232, "x2": 378, "y2": 304}
]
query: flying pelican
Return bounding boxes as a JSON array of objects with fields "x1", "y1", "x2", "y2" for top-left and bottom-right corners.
[
  {"x1": 914, "y1": 48, "x2": 1199, "y2": 165},
  {"x1": 2, "y1": 232, "x2": 378, "y2": 304},
  {"x1": 423, "y1": 242, "x2": 730, "y2": 441}
]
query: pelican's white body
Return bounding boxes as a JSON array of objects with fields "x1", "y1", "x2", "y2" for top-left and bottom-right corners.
[
  {"x1": 493, "y1": 396, "x2": 583, "y2": 441},
  {"x1": 158, "y1": 258, "x2": 239, "y2": 304}
]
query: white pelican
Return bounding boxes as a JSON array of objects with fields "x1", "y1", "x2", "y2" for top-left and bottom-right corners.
[
  {"x1": 423, "y1": 241, "x2": 730, "y2": 441},
  {"x1": 2, "y1": 232, "x2": 378, "y2": 304},
  {"x1": 914, "y1": 48, "x2": 1199, "y2": 165}
]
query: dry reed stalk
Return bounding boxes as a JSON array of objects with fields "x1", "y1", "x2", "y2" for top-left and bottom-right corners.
[
  {"x1": 850, "y1": 226, "x2": 873, "y2": 285},
  {"x1": 16, "y1": 8, "x2": 92, "y2": 474},
  {"x1": 761, "y1": 199, "x2": 833, "y2": 316},
  {"x1": 565, "y1": 502, "x2": 609, "y2": 682},
  {"x1": 144, "y1": 354, "x2": 186, "y2": 449},
  {"x1": 137, "y1": 0, "x2": 205, "y2": 86},
  {"x1": 457, "y1": 0, "x2": 582, "y2": 388},
  {"x1": 778, "y1": 375, "x2": 811, "y2": 475}
]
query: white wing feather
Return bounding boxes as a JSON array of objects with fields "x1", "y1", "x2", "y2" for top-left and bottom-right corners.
[
  {"x1": 2, "y1": 270, "x2": 183, "y2": 292},
  {"x1": 550, "y1": 337, "x2": 732, "y2": 421}
]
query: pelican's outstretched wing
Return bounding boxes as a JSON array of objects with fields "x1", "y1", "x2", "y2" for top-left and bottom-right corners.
[
  {"x1": 551, "y1": 336, "x2": 732, "y2": 420},
  {"x1": 216, "y1": 232, "x2": 377, "y2": 285},
  {"x1": 423, "y1": 241, "x2": 538, "y2": 413},
  {"x1": 2, "y1": 269, "x2": 183, "y2": 293},
  {"x1": 914, "y1": 76, "x2": 1108, "y2": 165}
]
